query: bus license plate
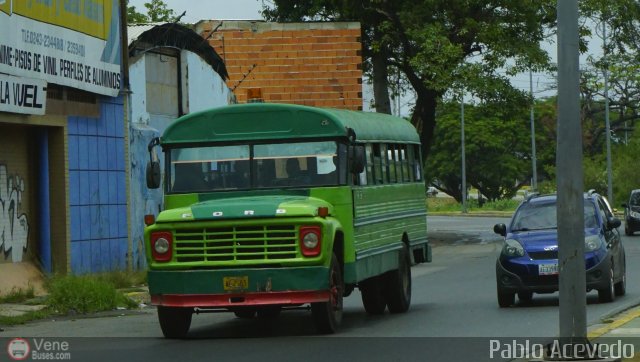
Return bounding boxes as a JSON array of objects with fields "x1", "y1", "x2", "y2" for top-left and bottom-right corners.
[
  {"x1": 223, "y1": 276, "x2": 248, "y2": 291},
  {"x1": 539, "y1": 264, "x2": 558, "y2": 275}
]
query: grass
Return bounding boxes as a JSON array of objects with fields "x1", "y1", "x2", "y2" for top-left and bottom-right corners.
[
  {"x1": 427, "y1": 196, "x2": 520, "y2": 213},
  {"x1": 0, "y1": 285, "x2": 35, "y2": 303},
  {"x1": 0, "y1": 308, "x2": 53, "y2": 326},
  {"x1": 46, "y1": 275, "x2": 139, "y2": 314},
  {"x1": 0, "y1": 271, "x2": 145, "y2": 326}
]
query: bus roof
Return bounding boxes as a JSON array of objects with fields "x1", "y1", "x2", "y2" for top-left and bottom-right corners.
[{"x1": 161, "y1": 103, "x2": 420, "y2": 145}]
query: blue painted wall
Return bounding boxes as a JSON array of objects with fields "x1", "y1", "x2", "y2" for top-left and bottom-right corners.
[{"x1": 68, "y1": 96, "x2": 128, "y2": 274}]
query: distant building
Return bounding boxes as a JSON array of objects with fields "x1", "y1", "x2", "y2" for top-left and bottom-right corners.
[
  {"x1": 194, "y1": 21, "x2": 362, "y2": 109},
  {"x1": 127, "y1": 23, "x2": 232, "y2": 269}
]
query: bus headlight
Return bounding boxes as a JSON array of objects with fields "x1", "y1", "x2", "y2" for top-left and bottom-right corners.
[
  {"x1": 151, "y1": 231, "x2": 173, "y2": 262},
  {"x1": 299, "y1": 226, "x2": 321, "y2": 257}
]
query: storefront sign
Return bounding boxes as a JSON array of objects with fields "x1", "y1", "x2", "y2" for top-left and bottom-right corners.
[
  {"x1": 0, "y1": 0, "x2": 121, "y2": 97},
  {"x1": 0, "y1": 73, "x2": 47, "y2": 115}
]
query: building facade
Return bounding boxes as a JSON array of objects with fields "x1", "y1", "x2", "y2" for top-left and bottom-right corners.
[
  {"x1": 194, "y1": 21, "x2": 362, "y2": 109},
  {"x1": 0, "y1": 0, "x2": 127, "y2": 291}
]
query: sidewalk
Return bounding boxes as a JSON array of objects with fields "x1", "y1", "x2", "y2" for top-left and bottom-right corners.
[{"x1": 588, "y1": 303, "x2": 640, "y2": 361}]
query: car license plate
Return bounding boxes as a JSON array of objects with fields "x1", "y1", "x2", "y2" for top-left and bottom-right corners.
[
  {"x1": 223, "y1": 276, "x2": 248, "y2": 291},
  {"x1": 539, "y1": 264, "x2": 558, "y2": 275}
]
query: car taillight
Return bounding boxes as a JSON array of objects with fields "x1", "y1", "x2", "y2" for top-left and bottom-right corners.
[
  {"x1": 151, "y1": 231, "x2": 173, "y2": 262},
  {"x1": 299, "y1": 226, "x2": 321, "y2": 257}
]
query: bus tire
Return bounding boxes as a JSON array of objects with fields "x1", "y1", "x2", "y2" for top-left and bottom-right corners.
[
  {"x1": 311, "y1": 253, "x2": 343, "y2": 334},
  {"x1": 384, "y1": 243, "x2": 412, "y2": 313},
  {"x1": 157, "y1": 306, "x2": 192, "y2": 339},
  {"x1": 360, "y1": 276, "x2": 386, "y2": 315}
]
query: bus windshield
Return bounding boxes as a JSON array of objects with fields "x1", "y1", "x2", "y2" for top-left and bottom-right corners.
[{"x1": 168, "y1": 141, "x2": 347, "y2": 193}]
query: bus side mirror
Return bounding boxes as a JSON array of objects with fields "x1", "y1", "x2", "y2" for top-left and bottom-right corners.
[
  {"x1": 350, "y1": 145, "x2": 365, "y2": 174},
  {"x1": 146, "y1": 161, "x2": 161, "y2": 189},
  {"x1": 146, "y1": 137, "x2": 161, "y2": 189}
]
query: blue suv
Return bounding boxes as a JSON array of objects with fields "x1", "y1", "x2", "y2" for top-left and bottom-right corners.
[{"x1": 494, "y1": 191, "x2": 625, "y2": 307}]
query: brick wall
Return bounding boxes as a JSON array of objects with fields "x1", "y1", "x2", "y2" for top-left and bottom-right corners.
[{"x1": 195, "y1": 21, "x2": 363, "y2": 110}]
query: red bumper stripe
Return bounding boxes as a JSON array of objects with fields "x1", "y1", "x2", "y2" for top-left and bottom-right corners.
[{"x1": 151, "y1": 290, "x2": 331, "y2": 307}]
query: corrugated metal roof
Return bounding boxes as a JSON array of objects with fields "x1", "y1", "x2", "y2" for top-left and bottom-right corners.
[{"x1": 127, "y1": 23, "x2": 166, "y2": 45}]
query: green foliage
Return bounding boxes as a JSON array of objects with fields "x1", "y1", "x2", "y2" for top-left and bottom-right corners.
[
  {"x1": 145, "y1": 0, "x2": 175, "y2": 22},
  {"x1": 612, "y1": 127, "x2": 640, "y2": 205},
  {"x1": 0, "y1": 308, "x2": 52, "y2": 326},
  {"x1": 263, "y1": 0, "x2": 557, "y2": 156},
  {"x1": 426, "y1": 196, "x2": 519, "y2": 213},
  {"x1": 426, "y1": 99, "x2": 538, "y2": 202},
  {"x1": 96, "y1": 271, "x2": 147, "y2": 289},
  {"x1": 0, "y1": 286, "x2": 35, "y2": 303},
  {"x1": 126, "y1": 0, "x2": 176, "y2": 24},
  {"x1": 46, "y1": 275, "x2": 136, "y2": 314},
  {"x1": 126, "y1": 3, "x2": 149, "y2": 24}
]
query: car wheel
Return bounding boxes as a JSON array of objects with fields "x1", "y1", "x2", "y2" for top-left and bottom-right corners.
[
  {"x1": 311, "y1": 253, "x2": 343, "y2": 333},
  {"x1": 615, "y1": 259, "x2": 626, "y2": 296},
  {"x1": 157, "y1": 306, "x2": 193, "y2": 339},
  {"x1": 517, "y1": 291, "x2": 533, "y2": 303},
  {"x1": 598, "y1": 266, "x2": 615, "y2": 303},
  {"x1": 360, "y1": 276, "x2": 387, "y2": 315},
  {"x1": 497, "y1": 286, "x2": 515, "y2": 308},
  {"x1": 383, "y1": 243, "x2": 412, "y2": 313},
  {"x1": 625, "y1": 224, "x2": 632, "y2": 236}
]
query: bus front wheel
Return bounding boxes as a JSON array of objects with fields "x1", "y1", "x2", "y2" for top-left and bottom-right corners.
[
  {"x1": 311, "y1": 253, "x2": 343, "y2": 333},
  {"x1": 384, "y1": 243, "x2": 412, "y2": 313},
  {"x1": 157, "y1": 306, "x2": 193, "y2": 339}
]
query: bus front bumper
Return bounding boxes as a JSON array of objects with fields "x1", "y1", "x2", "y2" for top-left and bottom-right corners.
[{"x1": 148, "y1": 266, "x2": 330, "y2": 308}]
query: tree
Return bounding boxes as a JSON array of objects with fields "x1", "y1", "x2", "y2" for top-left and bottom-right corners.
[
  {"x1": 125, "y1": 0, "x2": 176, "y2": 24},
  {"x1": 262, "y1": 0, "x2": 557, "y2": 158},
  {"x1": 425, "y1": 98, "x2": 547, "y2": 202},
  {"x1": 145, "y1": 0, "x2": 175, "y2": 22},
  {"x1": 127, "y1": 1, "x2": 149, "y2": 24}
]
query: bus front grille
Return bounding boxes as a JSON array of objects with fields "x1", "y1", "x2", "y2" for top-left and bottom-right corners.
[{"x1": 173, "y1": 225, "x2": 298, "y2": 262}]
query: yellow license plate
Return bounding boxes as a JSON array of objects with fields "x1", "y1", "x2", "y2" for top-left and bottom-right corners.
[{"x1": 223, "y1": 276, "x2": 249, "y2": 291}]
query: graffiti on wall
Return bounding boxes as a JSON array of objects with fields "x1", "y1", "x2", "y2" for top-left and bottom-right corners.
[{"x1": 0, "y1": 164, "x2": 29, "y2": 262}]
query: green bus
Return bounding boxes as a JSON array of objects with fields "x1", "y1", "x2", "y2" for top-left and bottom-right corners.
[{"x1": 144, "y1": 103, "x2": 431, "y2": 338}]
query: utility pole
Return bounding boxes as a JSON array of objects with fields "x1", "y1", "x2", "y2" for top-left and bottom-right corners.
[
  {"x1": 460, "y1": 90, "x2": 467, "y2": 213},
  {"x1": 603, "y1": 20, "x2": 613, "y2": 204},
  {"x1": 530, "y1": 69, "x2": 538, "y2": 192},
  {"x1": 557, "y1": 0, "x2": 587, "y2": 350}
]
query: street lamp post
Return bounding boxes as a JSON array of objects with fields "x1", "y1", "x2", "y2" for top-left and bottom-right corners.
[
  {"x1": 530, "y1": 69, "x2": 538, "y2": 192},
  {"x1": 603, "y1": 20, "x2": 613, "y2": 204},
  {"x1": 461, "y1": 90, "x2": 467, "y2": 213}
]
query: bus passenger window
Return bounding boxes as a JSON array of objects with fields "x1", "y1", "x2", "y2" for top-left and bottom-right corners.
[{"x1": 365, "y1": 144, "x2": 374, "y2": 185}]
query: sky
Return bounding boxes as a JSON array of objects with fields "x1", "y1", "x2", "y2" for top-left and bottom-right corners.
[{"x1": 127, "y1": 0, "x2": 265, "y2": 23}]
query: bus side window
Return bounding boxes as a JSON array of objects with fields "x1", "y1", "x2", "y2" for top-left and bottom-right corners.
[
  {"x1": 372, "y1": 144, "x2": 384, "y2": 184},
  {"x1": 365, "y1": 144, "x2": 374, "y2": 185},
  {"x1": 413, "y1": 145, "x2": 423, "y2": 181},
  {"x1": 387, "y1": 144, "x2": 397, "y2": 183},
  {"x1": 400, "y1": 145, "x2": 410, "y2": 182},
  {"x1": 407, "y1": 146, "x2": 416, "y2": 182}
]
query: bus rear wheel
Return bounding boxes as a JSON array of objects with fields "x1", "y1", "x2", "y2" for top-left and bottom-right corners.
[
  {"x1": 311, "y1": 253, "x2": 343, "y2": 333},
  {"x1": 384, "y1": 243, "x2": 412, "y2": 313},
  {"x1": 157, "y1": 306, "x2": 192, "y2": 339},
  {"x1": 360, "y1": 276, "x2": 386, "y2": 315}
]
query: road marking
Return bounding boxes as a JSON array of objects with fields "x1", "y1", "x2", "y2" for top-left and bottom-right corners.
[{"x1": 587, "y1": 307, "x2": 640, "y2": 339}]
